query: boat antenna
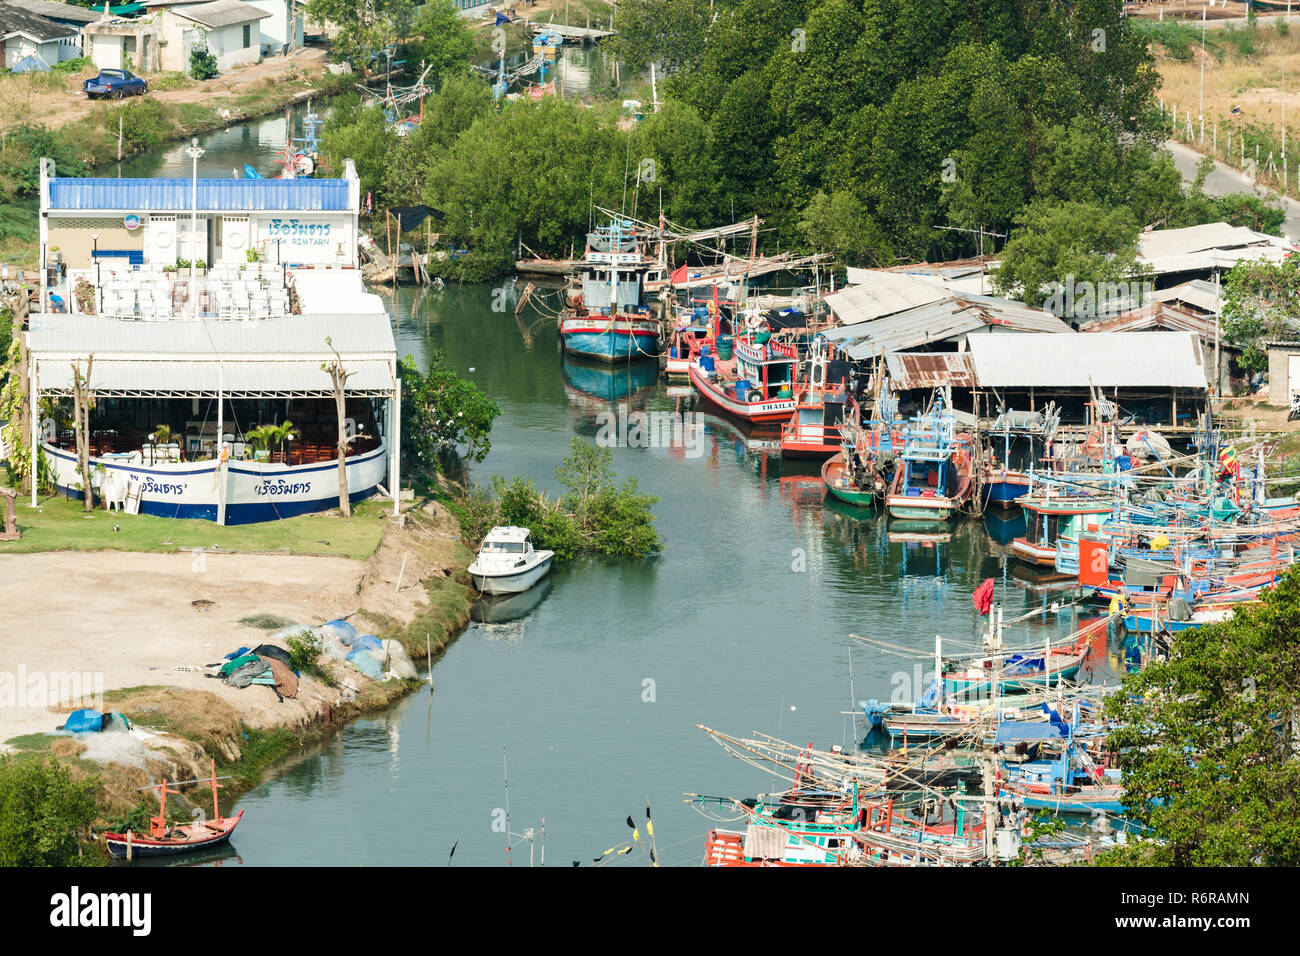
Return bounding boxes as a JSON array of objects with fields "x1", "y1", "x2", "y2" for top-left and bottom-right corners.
[{"x1": 619, "y1": 123, "x2": 633, "y2": 219}]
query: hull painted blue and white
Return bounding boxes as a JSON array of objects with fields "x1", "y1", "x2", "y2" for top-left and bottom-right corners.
[
  {"x1": 46, "y1": 440, "x2": 389, "y2": 525},
  {"x1": 559, "y1": 317, "x2": 659, "y2": 363}
]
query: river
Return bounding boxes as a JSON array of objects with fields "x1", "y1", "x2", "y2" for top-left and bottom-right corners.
[{"x1": 102, "y1": 112, "x2": 1125, "y2": 869}]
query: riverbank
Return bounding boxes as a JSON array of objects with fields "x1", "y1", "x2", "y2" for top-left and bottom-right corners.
[
  {"x1": 0, "y1": 48, "x2": 354, "y2": 212},
  {"x1": 0, "y1": 492, "x2": 477, "y2": 854}
]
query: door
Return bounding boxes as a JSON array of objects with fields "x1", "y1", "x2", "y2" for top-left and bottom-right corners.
[{"x1": 1288, "y1": 354, "x2": 1300, "y2": 398}]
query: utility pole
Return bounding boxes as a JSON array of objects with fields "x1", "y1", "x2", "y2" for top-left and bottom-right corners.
[{"x1": 1200, "y1": 5, "x2": 1207, "y2": 145}]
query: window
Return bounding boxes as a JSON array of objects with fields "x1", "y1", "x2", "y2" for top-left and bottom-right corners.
[{"x1": 243, "y1": 24, "x2": 251, "y2": 48}]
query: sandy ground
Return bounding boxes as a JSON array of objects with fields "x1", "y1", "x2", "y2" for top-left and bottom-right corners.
[
  {"x1": 5, "y1": 47, "x2": 330, "y2": 133},
  {"x1": 0, "y1": 549, "x2": 365, "y2": 749}
]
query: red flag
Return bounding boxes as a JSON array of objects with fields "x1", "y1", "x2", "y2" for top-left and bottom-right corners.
[{"x1": 973, "y1": 578, "x2": 995, "y2": 617}]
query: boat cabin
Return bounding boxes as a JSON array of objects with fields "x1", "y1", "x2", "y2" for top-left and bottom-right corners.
[
  {"x1": 478, "y1": 526, "x2": 536, "y2": 556},
  {"x1": 734, "y1": 334, "x2": 796, "y2": 401}
]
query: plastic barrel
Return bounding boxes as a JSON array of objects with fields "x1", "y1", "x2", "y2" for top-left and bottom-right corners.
[
  {"x1": 701, "y1": 344, "x2": 710, "y2": 357},
  {"x1": 716, "y1": 335, "x2": 734, "y2": 360},
  {"x1": 701, "y1": 356, "x2": 715, "y2": 373},
  {"x1": 735, "y1": 379, "x2": 749, "y2": 401}
]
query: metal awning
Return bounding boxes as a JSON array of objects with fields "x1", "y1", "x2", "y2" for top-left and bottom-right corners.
[{"x1": 33, "y1": 359, "x2": 395, "y2": 398}]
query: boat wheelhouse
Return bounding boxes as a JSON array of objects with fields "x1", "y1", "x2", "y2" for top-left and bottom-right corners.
[
  {"x1": 1012, "y1": 492, "x2": 1115, "y2": 567},
  {"x1": 982, "y1": 405, "x2": 1059, "y2": 507},
  {"x1": 779, "y1": 343, "x2": 851, "y2": 459},
  {"x1": 885, "y1": 394, "x2": 972, "y2": 521},
  {"x1": 559, "y1": 219, "x2": 661, "y2": 363}
]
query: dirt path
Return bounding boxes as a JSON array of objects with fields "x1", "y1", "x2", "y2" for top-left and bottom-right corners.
[{"x1": 10, "y1": 48, "x2": 330, "y2": 133}]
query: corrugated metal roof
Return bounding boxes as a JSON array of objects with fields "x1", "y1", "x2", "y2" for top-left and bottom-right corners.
[
  {"x1": 9, "y1": 0, "x2": 101, "y2": 24},
  {"x1": 885, "y1": 352, "x2": 976, "y2": 390},
  {"x1": 1084, "y1": 303, "x2": 1220, "y2": 341},
  {"x1": 47, "y1": 177, "x2": 351, "y2": 212},
  {"x1": 966, "y1": 332, "x2": 1207, "y2": 389},
  {"x1": 1136, "y1": 222, "x2": 1276, "y2": 259},
  {"x1": 29, "y1": 311, "x2": 395, "y2": 358},
  {"x1": 827, "y1": 272, "x2": 949, "y2": 325},
  {"x1": 0, "y1": 1, "x2": 78, "y2": 39},
  {"x1": 820, "y1": 294, "x2": 1070, "y2": 359},
  {"x1": 172, "y1": 0, "x2": 270, "y2": 27},
  {"x1": 33, "y1": 359, "x2": 395, "y2": 397},
  {"x1": 1150, "y1": 278, "x2": 1222, "y2": 315}
]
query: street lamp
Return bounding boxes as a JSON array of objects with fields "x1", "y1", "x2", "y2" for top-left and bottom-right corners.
[
  {"x1": 91, "y1": 233, "x2": 99, "y2": 312},
  {"x1": 185, "y1": 137, "x2": 205, "y2": 319}
]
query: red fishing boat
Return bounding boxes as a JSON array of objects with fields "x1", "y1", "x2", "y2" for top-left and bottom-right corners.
[
  {"x1": 687, "y1": 320, "x2": 798, "y2": 425},
  {"x1": 779, "y1": 343, "x2": 852, "y2": 459},
  {"x1": 103, "y1": 760, "x2": 242, "y2": 860}
]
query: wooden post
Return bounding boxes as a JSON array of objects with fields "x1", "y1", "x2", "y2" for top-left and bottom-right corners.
[
  {"x1": 70, "y1": 356, "x2": 94, "y2": 512},
  {"x1": 426, "y1": 634, "x2": 432, "y2": 687},
  {"x1": 323, "y1": 337, "x2": 355, "y2": 517}
]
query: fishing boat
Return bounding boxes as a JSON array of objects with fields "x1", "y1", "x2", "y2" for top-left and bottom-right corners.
[
  {"x1": 558, "y1": 219, "x2": 661, "y2": 363},
  {"x1": 468, "y1": 526, "x2": 555, "y2": 595},
  {"x1": 996, "y1": 718, "x2": 1126, "y2": 816},
  {"x1": 943, "y1": 630, "x2": 1094, "y2": 697},
  {"x1": 779, "y1": 343, "x2": 851, "y2": 459},
  {"x1": 982, "y1": 405, "x2": 1059, "y2": 507},
  {"x1": 885, "y1": 393, "x2": 973, "y2": 522},
  {"x1": 664, "y1": 303, "x2": 720, "y2": 377},
  {"x1": 104, "y1": 761, "x2": 241, "y2": 859},
  {"x1": 687, "y1": 323, "x2": 798, "y2": 425},
  {"x1": 1012, "y1": 490, "x2": 1115, "y2": 567}
]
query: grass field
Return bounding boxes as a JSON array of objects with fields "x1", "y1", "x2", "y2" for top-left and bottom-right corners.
[
  {"x1": 1146, "y1": 18, "x2": 1300, "y2": 194},
  {"x1": 1, "y1": 493, "x2": 389, "y2": 559}
]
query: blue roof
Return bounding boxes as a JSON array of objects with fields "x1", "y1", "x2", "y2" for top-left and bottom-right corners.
[{"x1": 48, "y1": 178, "x2": 351, "y2": 212}]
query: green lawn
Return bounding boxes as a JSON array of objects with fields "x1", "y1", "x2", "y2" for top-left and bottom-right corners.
[{"x1": 1, "y1": 493, "x2": 389, "y2": 559}]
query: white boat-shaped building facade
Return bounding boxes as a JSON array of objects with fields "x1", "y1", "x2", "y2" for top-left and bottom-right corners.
[{"x1": 23, "y1": 158, "x2": 402, "y2": 524}]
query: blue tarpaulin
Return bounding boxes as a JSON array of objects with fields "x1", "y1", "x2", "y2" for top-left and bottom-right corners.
[
  {"x1": 994, "y1": 720, "x2": 1069, "y2": 744},
  {"x1": 63, "y1": 709, "x2": 104, "y2": 733}
]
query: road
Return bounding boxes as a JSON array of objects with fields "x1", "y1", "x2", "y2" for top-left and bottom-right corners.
[{"x1": 1165, "y1": 138, "x2": 1300, "y2": 240}]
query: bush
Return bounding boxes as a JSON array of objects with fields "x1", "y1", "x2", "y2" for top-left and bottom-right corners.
[
  {"x1": 0, "y1": 756, "x2": 99, "y2": 866},
  {"x1": 285, "y1": 628, "x2": 334, "y2": 686},
  {"x1": 189, "y1": 46, "x2": 218, "y2": 80},
  {"x1": 50, "y1": 56, "x2": 92, "y2": 75}
]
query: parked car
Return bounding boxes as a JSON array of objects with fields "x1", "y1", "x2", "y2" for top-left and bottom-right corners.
[{"x1": 83, "y1": 69, "x2": 149, "y2": 100}]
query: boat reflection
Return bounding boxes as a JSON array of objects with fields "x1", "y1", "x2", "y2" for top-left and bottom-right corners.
[{"x1": 471, "y1": 575, "x2": 553, "y2": 625}]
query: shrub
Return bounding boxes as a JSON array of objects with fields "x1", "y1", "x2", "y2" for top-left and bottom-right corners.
[
  {"x1": 189, "y1": 46, "x2": 218, "y2": 80},
  {"x1": 0, "y1": 756, "x2": 99, "y2": 866}
]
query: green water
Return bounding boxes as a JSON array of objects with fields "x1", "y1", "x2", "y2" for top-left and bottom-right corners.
[
  {"x1": 207, "y1": 283, "x2": 1125, "y2": 868},
  {"x1": 89, "y1": 110, "x2": 1124, "y2": 868}
]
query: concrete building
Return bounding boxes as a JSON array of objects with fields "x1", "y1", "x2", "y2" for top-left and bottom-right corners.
[
  {"x1": 142, "y1": 0, "x2": 268, "y2": 72},
  {"x1": 83, "y1": 16, "x2": 160, "y2": 71},
  {"x1": 245, "y1": 0, "x2": 300, "y2": 55},
  {"x1": 38, "y1": 156, "x2": 361, "y2": 270},
  {"x1": 1266, "y1": 342, "x2": 1300, "y2": 407}
]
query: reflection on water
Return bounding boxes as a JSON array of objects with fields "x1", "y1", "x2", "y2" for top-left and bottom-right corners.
[{"x1": 218, "y1": 285, "x2": 1125, "y2": 867}]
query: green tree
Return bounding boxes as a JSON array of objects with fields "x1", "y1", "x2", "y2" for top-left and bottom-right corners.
[
  {"x1": 798, "y1": 189, "x2": 892, "y2": 268},
  {"x1": 399, "y1": 351, "x2": 501, "y2": 478},
  {"x1": 189, "y1": 45, "x2": 218, "y2": 80},
  {"x1": 1220, "y1": 256, "x2": 1300, "y2": 373},
  {"x1": 1100, "y1": 566, "x2": 1300, "y2": 866},
  {"x1": 0, "y1": 756, "x2": 99, "y2": 866},
  {"x1": 402, "y1": 1, "x2": 476, "y2": 82},
  {"x1": 554, "y1": 437, "x2": 661, "y2": 559},
  {"x1": 305, "y1": 0, "x2": 413, "y2": 69},
  {"x1": 607, "y1": 0, "x2": 713, "y2": 76},
  {"x1": 991, "y1": 200, "x2": 1142, "y2": 308}
]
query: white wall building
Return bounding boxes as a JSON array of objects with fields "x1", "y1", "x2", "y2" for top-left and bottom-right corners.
[
  {"x1": 245, "y1": 0, "x2": 301, "y2": 55},
  {"x1": 0, "y1": 2, "x2": 79, "y2": 68},
  {"x1": 143, "y1": 0, "x2": 268, "y2": 72}
]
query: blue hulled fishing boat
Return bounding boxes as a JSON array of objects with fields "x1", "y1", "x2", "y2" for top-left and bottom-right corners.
[{"x1": 558, "y1": 219, "x2": 661, "y2": 363}]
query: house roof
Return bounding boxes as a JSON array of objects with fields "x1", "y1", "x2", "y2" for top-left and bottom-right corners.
[
  {"x1": 965, "y1": 331, "x2": 1209, "y2": 389},
  {"x1": 1084, "y1": 302, "x2": 1226, "y2": 343},
  {"x1": 0, "y1": 1, "x2": 78, "y2": 40},
  {"x1": 1136, "y1": 221, "x2": 1292, "y2": 276},
  {"x1": 161, "y1": 0, "x2": 271, "y2": 27},
  {"x1": 1150, "y1": 278, "x2": 1222, "y2": 315},
  {"x1": 8, "y1": 0, "x2": 100, "y2": 24},
  {"x1": 827, "y1": 271, "x2": 950, "y2": 326},
  {"x1": 28, "y1": 312, "x2": 396, "y2": 398},
  {"x1": 820, "y1": 293, "x2": 1071, "y2": 359},
  {"x1": 46, "y1": 176, "x2": 352, "y2": 212},
  {"x1": 884, "y1": 351, "x2": 976, "y2": 390}
]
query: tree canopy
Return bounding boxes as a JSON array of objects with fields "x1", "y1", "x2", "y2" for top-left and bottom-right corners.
[{"x1": 1100, "y1": 566, "x2": 1300, "y2": 866}]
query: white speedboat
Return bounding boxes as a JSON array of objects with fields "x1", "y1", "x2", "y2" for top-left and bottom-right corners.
[{"x1": 468, "y1": 527, "x2": 555, "y2": 595}]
